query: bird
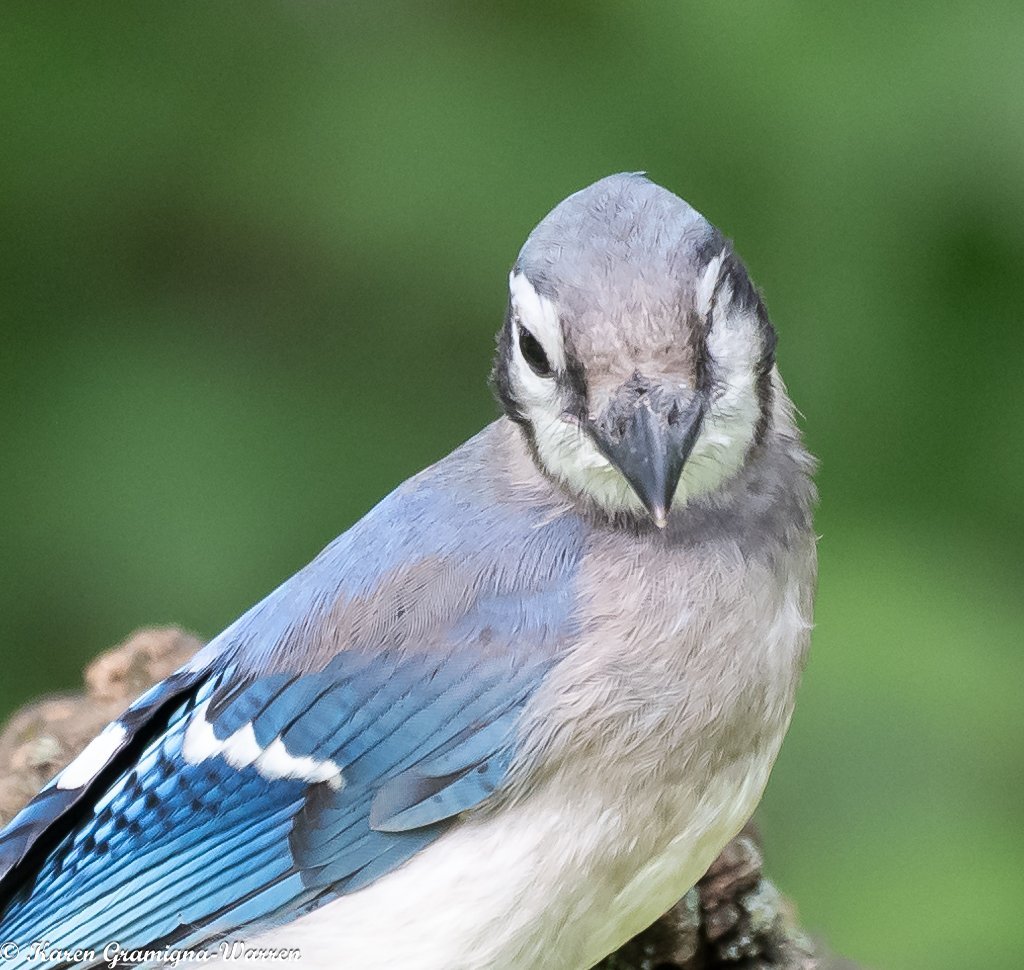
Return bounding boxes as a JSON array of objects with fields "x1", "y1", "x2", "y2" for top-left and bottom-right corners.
[{"x1": 0, "y1": 173, "x2": 816, "y2": 970}]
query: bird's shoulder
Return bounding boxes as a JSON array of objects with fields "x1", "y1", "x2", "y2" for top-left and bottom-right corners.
[
  {"x1": 0, "y1": 421, "x2": 591, "y2": 959},
  {"x1": 213, "y1": 419, "x2": 588, "y2": 675}
]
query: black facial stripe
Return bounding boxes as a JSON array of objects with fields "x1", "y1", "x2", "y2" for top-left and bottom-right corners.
[
  {"x1": 690, "y1": 231, "x2": 725, "y2": 395},
  {"x1": 752, "y1": 301, "x2": 776, "y2": 444},
  {"x1": 690, "y1": 306, "x2": 712, "y2": 396},
  {"x1": 560, "y1": 330, "x2": 589, "y2": 421},
  {"x1": 491, "y1": 295, "x2": 580, "y2": 434},
  {"x1": 490, "y1": 301, "x2": 528, "y2": 426},
  {"x1": 493, "y1": 265, "x2": 587, "y2": 431},
  {"x1": 703, "y1": 243, "x2": 778, "y2": 445}
]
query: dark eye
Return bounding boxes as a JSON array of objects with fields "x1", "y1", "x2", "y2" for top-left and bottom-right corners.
[{"x1": 518, "y1": 328, "x2": 553, "y2": 377}]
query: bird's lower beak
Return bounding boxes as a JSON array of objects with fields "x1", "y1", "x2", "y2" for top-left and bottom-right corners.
[{"x1": 586, "y1": 377, "x2": 705, "y2": 528}]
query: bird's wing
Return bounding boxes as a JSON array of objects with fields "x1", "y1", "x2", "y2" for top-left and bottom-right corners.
[{"x1": 0, "y1": 465, "x2": 585, "y2": 963}]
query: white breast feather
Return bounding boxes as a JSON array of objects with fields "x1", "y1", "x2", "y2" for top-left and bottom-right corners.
[{"x1": 228, "y1": 570, "x2": 811, "y2": 970}]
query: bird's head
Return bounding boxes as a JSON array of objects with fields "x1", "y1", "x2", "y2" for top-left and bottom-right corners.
[{"x1": 493, "y1": 173, "x2": 779, "y2": 529}]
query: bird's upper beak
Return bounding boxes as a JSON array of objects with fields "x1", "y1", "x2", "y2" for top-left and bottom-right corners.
[{"x1": 585, "y1": 377, "x2": 705, "y2": 528}]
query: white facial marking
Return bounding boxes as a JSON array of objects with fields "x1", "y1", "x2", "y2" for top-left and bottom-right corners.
[
  {"x1": 182, "y1": 700, "x2": 343, "y2": 790},
  {"x1": 506, "y1": 272, "x2": 565, "y2": 419},
  {"x1": 57, "y1": 722, "x2": 127, "y2": 790},
  {"x1": 508, "y1": 272, "x2": 610, "y2": 505},
  {"x1": 695, "y1": 251, "x2": 725, "y2": 319},
  {"x1": 508, "y1": 271, "x2": 566, "y2": 371},
  {"x1": 682, "y1": 252, "x2": 762, "y2": 499},
  {"x1": 508, "y1": 271, "x2": 646, "y2": 517},
  {"x1": 509, "y1": 251, "x2": 766, "y2": 522}
]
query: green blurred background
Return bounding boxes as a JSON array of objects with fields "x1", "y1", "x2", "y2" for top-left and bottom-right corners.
[{"x1": 2, "y1": 4, "x2": 1021, "y2": 967}]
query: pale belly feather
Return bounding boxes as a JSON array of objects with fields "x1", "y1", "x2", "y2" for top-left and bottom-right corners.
[
  {"x1": 229, "y1": 555, "x2": 809, "y2": 969},
  {"x1": 228, "y1": 733, "x2": 781, "y2": 970}
]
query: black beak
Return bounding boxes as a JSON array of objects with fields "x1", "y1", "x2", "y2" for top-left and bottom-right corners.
[{"x1": 586, "y1": 377, "x2": 705, "y2": 528}]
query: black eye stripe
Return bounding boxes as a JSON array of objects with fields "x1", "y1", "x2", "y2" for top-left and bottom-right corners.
[{"x1": 517, "y1": 327, "x2": 553, "y2": 378}]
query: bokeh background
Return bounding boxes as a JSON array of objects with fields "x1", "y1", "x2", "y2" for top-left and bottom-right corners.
[{"x1": 2, "y1": 4, "x2": 1022, "y2": 967}]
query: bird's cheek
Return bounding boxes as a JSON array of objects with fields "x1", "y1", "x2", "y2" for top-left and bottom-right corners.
[{"x1": 573, "y1": 435, "x2": 614, "y2": 471}]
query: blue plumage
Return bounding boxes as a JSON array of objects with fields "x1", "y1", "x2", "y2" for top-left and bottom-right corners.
[
  {"x1": 0, "y1": 174, "x2": 820, "y2": 969},
  {"x1": 0, "y1": 436, "x2": 586, "y2": 963},
  {"x1": 0, "y1": 669, "x2": 206, "y2": 889}
]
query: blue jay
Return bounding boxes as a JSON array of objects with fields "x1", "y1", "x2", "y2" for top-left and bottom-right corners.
[{"x1": 0, "y1": 174, "x2": 816, "y2": 969}]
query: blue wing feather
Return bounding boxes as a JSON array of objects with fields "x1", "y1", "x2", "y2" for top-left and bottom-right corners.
[
  {"x1": 0, "y1": 668, "x2": 207, "y2": 891},
  {"x1": 0, "y1": 434, "x2": 586, "y2": 961}
]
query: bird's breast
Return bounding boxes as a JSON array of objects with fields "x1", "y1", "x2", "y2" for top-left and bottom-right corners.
[
  {"x1": 240, "y1": 525, "x2": 815, "y2": 970},
  {"x1": 516, "y1": 532, "x2": 814, "y2": 782}
]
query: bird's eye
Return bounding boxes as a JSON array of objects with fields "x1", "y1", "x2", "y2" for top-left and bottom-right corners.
[{"x1": 518, "y1": 328, "x2": 553, "y2": 377}]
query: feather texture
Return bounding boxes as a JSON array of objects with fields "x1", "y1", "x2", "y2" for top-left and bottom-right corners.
[
  {"x1": 0, "y1": 174, "x2": 818, "y2": 970},
  {"x1": 0, "y1": 430, "x2": 586, "y2": 964}
]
